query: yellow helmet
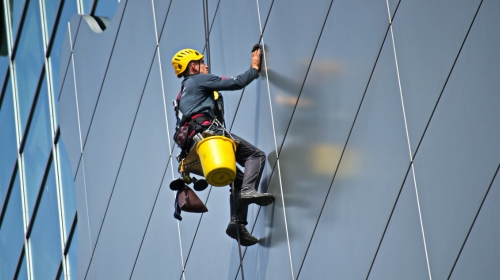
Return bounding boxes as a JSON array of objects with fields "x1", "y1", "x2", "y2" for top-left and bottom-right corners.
[{"x1": 172, "y1": 48, "x2": 204, "y2": 77}]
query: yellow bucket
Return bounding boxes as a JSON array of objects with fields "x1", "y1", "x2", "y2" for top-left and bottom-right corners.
[{"x1": 196, "y1": 136, "x2": 237, "y2": 187}]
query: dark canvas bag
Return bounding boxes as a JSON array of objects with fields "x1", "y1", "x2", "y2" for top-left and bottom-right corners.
[{"x1": 177, "y1": 185, "x2": 208, "y2": 213}]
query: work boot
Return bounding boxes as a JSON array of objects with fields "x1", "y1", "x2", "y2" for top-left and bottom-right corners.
[
  {"x1": 226, "y1": 221, "x2": 259, "y2": 246},
  {"x1": 238, "y1": 189, "x2": 275, "y2": 206}
]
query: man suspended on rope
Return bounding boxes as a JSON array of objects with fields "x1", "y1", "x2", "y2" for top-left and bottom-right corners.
[{"x1": 171, "y1": 46, "x2": 275, "y2": 246}]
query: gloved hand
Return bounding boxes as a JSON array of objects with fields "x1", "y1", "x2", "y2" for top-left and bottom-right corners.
[{"x1": 251, "y1": 44, "x2": 262, "y2": 71}]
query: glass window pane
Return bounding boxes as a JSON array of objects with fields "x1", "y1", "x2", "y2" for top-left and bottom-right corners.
[
  {"x1": 43, "y1": 0, "x2": 62, "y2": 41},
  {"x1": 67, "y1": 226, "x2": 78, "y2": 280},
  {"x1": 49, "y1": 0, "x2": 78, "y2": 100},
  {"x1": 94, "y1": 0, "x2": 118, "y2": 19},
  {"x1": 30, "y1": 163, "x2": 62, "y2": 280},
  {"x1": 0, "y1": 171, "x2": 24, "y2": 280},
  {"x1": 8, "y1": 0, "x2": 27, "y2": 42},
  {"x1": 22, "y1": 77, "x2": 52, "y2": 219},
  {"x1": 0, "y1": 59, "x2": 8, "y2": 83},
  {"x1": 82, "y1": 0, "x2": 94, "y2": 15},
  {"x1": 57, "y1": 140, "x2": 76, "y2": 240},
  {"x1": 14, "y1": 0, "x2": 44, "y2": 133},
  {"x1": 0, "y1": 76, "x2": 17, "y2": 209},
  {"x1": 14, "y1": 251, "x2": 28, "y2": 280}
]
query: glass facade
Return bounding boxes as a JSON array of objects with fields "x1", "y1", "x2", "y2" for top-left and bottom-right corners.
[
  {"x1": 59, "y1": 0, "x2": 500, "y2": 279},
  {"x1": 24, "y1": 0, "x2": 499, "y2": 278},
  {"x1": 0, "y1": 0, "x2": 118, "y2": 279}
]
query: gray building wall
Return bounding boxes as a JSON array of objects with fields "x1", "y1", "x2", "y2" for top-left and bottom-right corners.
[{"x1": 58, "y1": 0, "x2": 500, "y2": 279}]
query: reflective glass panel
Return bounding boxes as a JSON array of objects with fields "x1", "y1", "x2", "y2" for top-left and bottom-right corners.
[
  {"x1": 43, "y1": 0, "x2": 62, "y2": 42},
  {"x1": 67, "y1": 226, "x2": 78, "y2": 280},
  {"x1": 0, "y1": 171, "x2": 24, "y2": 280},
  {"x1": 14, "y1": 252, "x2": 28, "y2": 280},
  {"x1": 8, "y1": 0, "x2": 27, "y2": 42},
  {"x1": 14, "y1": 0, "x2": 44, "y2": 133},
  {"x1": 0, "y1": 59, "x2": 8, "y2": 83},
  {"x1": 94, "y1": 0, "x2": 119, "y2": 19},
  {"x1": 49, "y1": 0, "x2": 78, "y2": 100},
  {"x1": 30, "y1": 163, "x2": 62, "y2": 280},
  {"x1": 22, "y1": 77, "x2": 52, "y2": 219},
  {"x1": 0, "y1": 76, "x2": 17, "y2": 209},
  {"x1": 57, "y1": 140, "x2": 76, "y2": 239}
]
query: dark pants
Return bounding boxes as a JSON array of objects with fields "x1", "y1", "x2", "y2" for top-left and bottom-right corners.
[{"x1": 227, "y1": 133, "x2": 266, "y2": 225}]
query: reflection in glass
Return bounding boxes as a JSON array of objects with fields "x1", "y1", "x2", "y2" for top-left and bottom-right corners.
[
  {"x1": 82, "y1": 0, "x2": 94, "y2": 15},
  {"x1": 49, "y1": 0, "x2": 78, "y2": 102},
  {"x1": 30, "y1": 163, "x2": 62, "y2": 280},
  {"x1": 67, "y1": 226, "x2": 78, "y2": 280},
  {"x1": 14, "y1": 0, "x2": 44, "y2": 133},
  {"x1": 57, "y1": 140, "x2": 77, "y2": 239},
  {"x1": 14, "y1": 251, "x2": 28, "y2": 280},
  {"x1": 94, "y1": 0, "x2": 118, "y2": 19},
  {"x1": 8, "y1": 0, "x2": 27, "y2": 42},
  {"x1": 0, "y1": 77, "x2": 17, "y2": 209},
  {"x1": 0, "y1": 172, "x2": 24, "y2": 280},
  {"x1": 22, "y1": 77, "x2": 52, "y2": 219},
  {"x1": 43, "y1": 0, "x2": 63, "y2": 42}
]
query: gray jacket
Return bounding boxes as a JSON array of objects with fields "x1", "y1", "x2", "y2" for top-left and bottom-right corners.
[{"x1": 178, "y1": 68, "x2": 259, "y2": 122}]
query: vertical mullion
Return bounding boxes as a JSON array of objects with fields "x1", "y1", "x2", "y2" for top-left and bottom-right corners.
[
  {"x1": 76, "y1": 0, "x2": 84, "y2": 15},
  {"x1": 42, "y1": 0, "x2": 70, "y2": 278},
  {"x1": 9, "y1": 31, "x2": 33, "y2": 280},
  {"x1": 53, "y1": 140, "x2": 70, "y2": 279},
  {"x1": 2, "y1": 0, "x2": 13, "y2": 53},
  {"x1": 38, "y1": 0, "x2": 49, "y2": 51}
]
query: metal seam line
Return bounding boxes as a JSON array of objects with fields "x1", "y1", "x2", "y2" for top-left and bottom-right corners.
[
  {"x1": 71, "y1": 54, "x2": 84, "y2": 154},
  {"x1": 385, "y1": 1, "x2": 432, "y2": 279},
  {"x1": 81, "y1": 158, "x2": 95, "y2": 280},
  {"x1": 256, "y1": 1, "x2": 295, "y2": 279},
  {"x1": 156, "y1": 44, "x2": 186, "y2": 278}
]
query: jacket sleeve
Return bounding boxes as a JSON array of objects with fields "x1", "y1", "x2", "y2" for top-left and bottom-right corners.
[{"x1": 198, "y1": 68, "x2": 259, "y2": 91}]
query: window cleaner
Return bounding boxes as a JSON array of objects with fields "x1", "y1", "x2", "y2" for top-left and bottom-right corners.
[{"x1": 169, "y1": 46, "x2": 274, "y2": 246}]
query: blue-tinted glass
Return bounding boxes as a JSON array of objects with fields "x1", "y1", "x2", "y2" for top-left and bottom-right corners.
[
  {"x1": 0, "y1": 77, "x2": 17, "y2": 209},
  {"x1": 94, "y1": 0, "x2": 118, "y2": 19},
  {"x1": 43, "y1": 0, "x2": 62, "y2": 42},
  {"x1": 30, "y1": 163, "x2": 62, "y2": 280},
  {"x1": 15, "y1": 252, "x2": 28, "y2": 280},
  {"x1": 0, "y1": 172, "x2": 24, "y2": 280},
  {"x1": 49, "y1": 0, "x2": 78, "y2": 126},
  {"x1": 67, "y1": 226, "x2": 78, "y2": 280},
  {"x1": 57, "y1": 140, "x2": 77, "y2": 239},
  {"x1": 0, "y1": 59, "x2": 8, "y2": 83},
  {"x1": 82, "y1": 0, "x2": 94, "y2": 14},
  {"x1": 22, "y1": 77, "x2": 52, "y2": 219},
  {"x1": 14, "y1": 0, "x2": 44, "y2": 133},
  {"x1": 9, "y1": 0, "x2": 27, "y2": 42}
]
